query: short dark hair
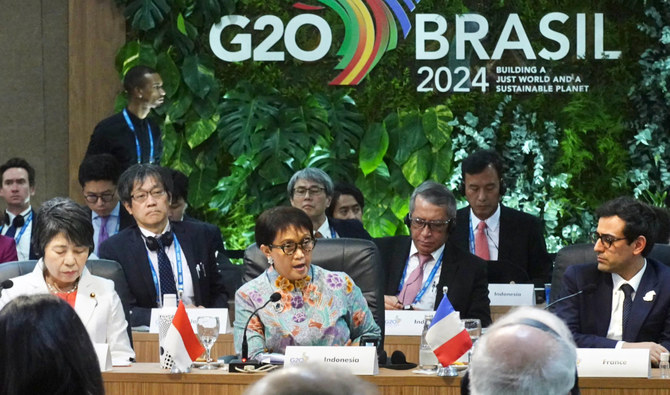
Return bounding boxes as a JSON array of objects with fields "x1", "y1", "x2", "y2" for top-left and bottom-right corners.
[
  {"x1": 326, "y1": 182, "x2": 365, "y2": 217},
  {"x1": 0, "y1": 157, "x2": 35, "y2": 187},
  {"x1": 652, "y1": 206, "x2": 670, "y2": 244},
  {"x1": 169, "y1": 168, "x2": 189, "y2": 203},
  {"x1": 0, "y1": 294, "x2": 104, "y2": 395},
  {"x1": 409, "y1": 181, "x2": 457, "y2": 220},
  {"x1": 461, "y1": 149, "x2": 505, "y2": 180},
  {"x1": 77, "y1": 153, "x2": 122, "y2": 187},
  {"x1": 255, "y1": 206, "x2": 314, "y2": 247},
  {"x1": 123, "y1": 65, "x2": 158, "y2": 93},
  {"x1": 117, "y1": 164, "x2": 173, "y2": 205},
  {"x1": 34, "y1": 197, "x2": 94, "y2": 257},
  {"x1": 596, "y1": 196, "x2": 657, "y2": 256}
]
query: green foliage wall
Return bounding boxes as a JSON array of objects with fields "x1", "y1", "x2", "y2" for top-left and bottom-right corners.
[{"x1": 114, "y1": 0, "x2": 665, "y2": 252}]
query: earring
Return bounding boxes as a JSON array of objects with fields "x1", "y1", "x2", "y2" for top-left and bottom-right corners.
[{"x1": 267, "y1": 256, "x2": 274, "y2": 266}]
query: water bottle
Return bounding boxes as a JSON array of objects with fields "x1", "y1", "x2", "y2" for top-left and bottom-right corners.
[
  {"x1": 660, "y1": 352, "x2": 670, "y2": 378},
  {"x1": 419, "y1": 314, "x2": 438, "y2": 370}
]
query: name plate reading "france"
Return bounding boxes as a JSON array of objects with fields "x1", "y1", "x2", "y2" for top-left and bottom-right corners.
[
  {"x1": 148, "y1": 308, "x2": 229, "y2": 334},
  {"x1": 384, "y1": 310, "x2": 435, "y2": 336},
  {"x1": 284, "y1": 346, "x2": 379, "y2": 375},
  {"x1": 576, "y1": 348, "x2": 650, "y2": 378},
  {"x1": 488, "y1": 284, "x2": 535, "y2": 306}
]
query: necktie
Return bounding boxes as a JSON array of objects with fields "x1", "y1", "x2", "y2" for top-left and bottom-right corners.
[
  {"x1": 5, "y1": 215, "x2": 24, "y2": 239},
  {"x1": 475, "y1": 221, "x2": 490, "y2": 260},
  {"x1": 98, "y1": 216, "x2": 110, "y2": 246},
  {"x1": 399, "y1": 253, "x2": 432, "y2": 305},
  {"x1": 156, "y1": 234, "x2": 177, "y2": 299},
  {"x1": 621, "y1": 283, "x2": 634, "y2": 341}
]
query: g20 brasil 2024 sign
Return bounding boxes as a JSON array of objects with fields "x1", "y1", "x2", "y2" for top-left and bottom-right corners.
[{"x1": 209, "y1": 1, "x2": 621, "y2": 93}]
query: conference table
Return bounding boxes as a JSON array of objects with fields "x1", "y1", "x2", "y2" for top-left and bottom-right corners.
[{"x1": 103, "y1": 363, "x2": 670, "y2": 395}]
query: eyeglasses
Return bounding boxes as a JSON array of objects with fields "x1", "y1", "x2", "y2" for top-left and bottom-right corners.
[
  {"x1": 130, "y1": 189, "x2": 166, "y2": 203},
  {"x1": 269, "y1": 237, "x2": 317, "y2": 255},
  {"x1": 591, "y1": 232, "x2": 628, "y2": 248},
  {"x1": 408, "y1": 217, "x2": 453, "y2": 233},
  {"x1": 84, "y1": 192, "x2": 115, "y2": 203},
  {"x1": 293, "y1": 186, "x2": 326, "y2": 197}
]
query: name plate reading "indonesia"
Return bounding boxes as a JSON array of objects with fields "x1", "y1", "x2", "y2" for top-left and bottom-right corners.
[
  {"x1": 149, "y1": 308, "x2": 229, "y2": 334},
  {"x1": 384, "y1": 310, "x2": 435, "y2": 336},
  {"x1": 576, "y1": 348, "x2": 650, "y2": 378},
  {"x1": 488, "y1": 284, "x2": 535, "y2": 306},
  {"x1": 284, "y1": 346, "x2": 379, "y2": 375}
]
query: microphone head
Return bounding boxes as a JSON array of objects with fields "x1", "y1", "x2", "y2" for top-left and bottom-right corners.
[
  {"x1": 269, "y1": 292, "x2": 281, "y2": 302},
  {"x1": 583, "y1": 284, "x2": 597, "y2": 294},
  {"x1": 0, "y1": 280, "x2": 13, "y2": 289}
]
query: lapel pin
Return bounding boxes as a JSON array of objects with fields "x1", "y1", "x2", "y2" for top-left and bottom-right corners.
[
  {"x1": 643, "y1": 290, "x2": 655, "y2": 302},
  {"x1": 90, "y1": 292, "x2": 96, "y2": 298}
]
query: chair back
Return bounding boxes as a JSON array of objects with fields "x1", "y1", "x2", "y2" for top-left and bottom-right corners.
[{"x1": 243, "y1": 238, "x2": 385, "y2": 343}]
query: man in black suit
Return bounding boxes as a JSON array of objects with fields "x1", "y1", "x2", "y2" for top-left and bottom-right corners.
[
  {"x1": 78, "y1": 154, "x2": 135, "y2": 256},
  {"x1": 99, "y1": 164, "x2": 228, "y2": 327},
  {"x1": 555, "y1": 197, "x2": 670, "y2": 365},
  {"x1": 380, "y1": 181, "x2": 491, "y2": 327},
  {"x1": 0, "y1": 157, "x2": 38, "y2": 260},
  {"x1": 451, "y1": 150, "x2": 551, "y2": 286},
  {"x1": 85, "y1": 65, "x2": 165, "y2": 171},
  {"x1": 288, "y1": 168, "x2": 371, "y2": 240}
]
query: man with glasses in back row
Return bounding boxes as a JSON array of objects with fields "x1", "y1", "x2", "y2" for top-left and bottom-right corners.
[
  {"x1": 555, "y1": 197, "x2": 670, "y2": 365},
  {"x1": 99, "y1": 164, "x2": 228, "y2": 327},
  {"x1": 378, "y1": 181, "x2": 491, "y2": 327},
  {"x1": 78, "y1": 154, "x2": 136, "y2": 256},
  {"x1": 288, "y1": 168, "x2": 371, "y2": 240}
]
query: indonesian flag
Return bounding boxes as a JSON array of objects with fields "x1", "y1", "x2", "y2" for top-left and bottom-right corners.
[
  {"x1": 425, "y1": 295, "x2": 473, "y2": 366},
  {"x1": 159, "y1": 301, "x2": 205, "y2": 371}
]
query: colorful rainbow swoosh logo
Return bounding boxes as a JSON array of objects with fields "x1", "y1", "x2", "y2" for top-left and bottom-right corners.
[{"x1": 294, "y1": 0, "x2": 419, "y2": 85}]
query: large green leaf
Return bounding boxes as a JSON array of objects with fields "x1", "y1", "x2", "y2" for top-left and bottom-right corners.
[
  {"x1": 188, "y1": 166, "x2": 218, "y2": 209},
  {"x1": 390, "y1": 111, "x2": 428, "y2": 165},
  {"x1": 156, "y1": 52, "x2": 180, "y2": 98},
  {"x1": 422, "y1": 105, "x2": 454, "y2": 151},
  {"x1": 182, "y1": 55, "x2": 217, "y2": 99},
  {"x1": 431, "y1": 143, "x2": 453, "y2": 182},
  {"x1": 359, "y1": 123, "x2": 389, "y2": 175},
  {"x1": 316, "y1": 93, "x2": 365, "y2": 159},
  {"x1": 167, "y1": 85, "x2": 193, "y2": 120},
  {"x1": 125, "y1": 0, "x2": 171, "y2": 31},
  {"x1": 186, "y1": 116, "x2": 218, "y2": 148},
  {"x1": 161, "y1": 122, "x2": 178, "y2": 164},
  {"x1": 401, "y1": 148, "x2": 432, "y2": 187}
]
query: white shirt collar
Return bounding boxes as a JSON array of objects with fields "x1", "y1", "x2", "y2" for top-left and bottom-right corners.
[
  {"x1": 469, "y1": 204, "x2": 501, "y2": 232},
  {"x1": 612, "y1": 259, "x2": 647, "y2": 294},
  {"x1": 138, "y1": 221, "x2": 171, "y2": 238},
  {"x1": 6, "y1": 206, "x2": 32, "y2": 222},
  {"x1": 317, "y1": 217, "x2": 335, "y2": 238},
  {"x1": 409, "y1": 240, "x2": 446, "y2": 262}
]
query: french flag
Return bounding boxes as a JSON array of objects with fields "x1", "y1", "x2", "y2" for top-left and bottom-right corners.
[{"x1": 425, "y1": 296, "x2": 472, "y2": 366}]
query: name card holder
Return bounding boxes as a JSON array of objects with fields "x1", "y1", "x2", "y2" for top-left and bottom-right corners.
[
  {"x1": 284, "y1": 346, "x2": 378, "y2": 375},
  {"x1": 576, "y1": 348, "x2": 650, "y2": 378},
  {"x1": 384, "y1": 310, "x2": 435, "y2": 336},
  {"x1": 149, "y1": 308, "x2": 229, "y2": 334},
  {"x1": 94, "y1": 343, "x2": 112, "y2": 371},
  {"x1": 488, "y1": 284, "x2": 535, "y2": 306}
]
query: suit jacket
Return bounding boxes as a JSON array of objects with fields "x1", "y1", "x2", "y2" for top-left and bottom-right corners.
[
  {"x1": 452, "y1": 205, "x2": 552, "y2": 286},
  {"x1": 1, "y1": 209, "x2": 39, "y2": 260},
  {"x1": 99, "y1": 221, "x2": 228, "y2": 327},
  {"x1": 0, "y1": 235, "x2": 17, "y2": 263},
  {"x1": 0, "y1": 260, "x2": 135, "y2": 364},
  {"x1": 376, "y1": 236, "x2": 491, "y2": 327},
  {"x1": 330, "y1": 217, "x2": 372, "y2": 240},
  {"x1": 555, "y1": 260, "x2": 670, "y2": 350}
]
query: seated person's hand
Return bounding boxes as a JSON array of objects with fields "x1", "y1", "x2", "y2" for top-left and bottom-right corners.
[
  {"x1": 384, "y1": 295, "x2": 403, "y2": 310},
  {"x1": 622, "y1": 341, "x2": 669, "y2": 365}
]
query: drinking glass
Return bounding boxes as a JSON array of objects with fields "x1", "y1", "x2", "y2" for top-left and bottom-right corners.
[
  {"x1": 462, "y1": 318, "x2": 481, "y2": 363},
  {"x1": 197, "y1": 316, "x2": 220, "y2": 370}
]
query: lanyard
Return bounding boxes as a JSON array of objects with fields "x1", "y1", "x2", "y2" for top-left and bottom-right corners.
[
  {"x1": 0, "y1": 211, "x2": 33, "y2": 245},
  {"x1": 122, "y1": 108, "x2": 155, "y2": 164},
  {"x1": 147, "y1": 234, "x2": 184, "y2": 306},
  {"x1": 330, "y1": 225, "x2": 337, "y2": 238},
  {"x1": 468, "y1": 220, "x2": 476, "y2": 254},
  {"x1": 397, "y1": 250, "x2": 444, "y2": 305}
]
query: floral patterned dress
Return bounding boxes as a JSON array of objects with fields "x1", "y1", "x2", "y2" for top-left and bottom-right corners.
[{"x1": 233, "y1": 264, "x2": 381, "y2": 359}]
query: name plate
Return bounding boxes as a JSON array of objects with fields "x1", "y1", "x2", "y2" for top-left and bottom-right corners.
[
  {"x1": 488, "y1": 284, "x2": 535, "y2": 306},
  {"x1": 576, "y1": 348, "x2": 650, "y2": 377},
  {"x1": 284, "y1": 346, "x2": 378, "y2": 375},
  {"x1": 149, "y1": 308, "x2": 229, "y2": 334},
  {"x1": 384, "y1": 310, "x2": 435, "y2": 336}
]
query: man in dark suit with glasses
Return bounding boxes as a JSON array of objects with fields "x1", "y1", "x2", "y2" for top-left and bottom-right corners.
[{"x1": 377, "y1": 181, "x2": 491, "y2": 327}]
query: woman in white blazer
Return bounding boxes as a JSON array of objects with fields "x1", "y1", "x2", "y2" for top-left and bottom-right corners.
[{"x1": 0, "y1": 197, "x2": 134, "y2": 365}]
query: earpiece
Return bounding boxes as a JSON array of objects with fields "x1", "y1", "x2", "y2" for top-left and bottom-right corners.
[{"x1": 145, "y1": 232, "x2": 174, "y2": 251}]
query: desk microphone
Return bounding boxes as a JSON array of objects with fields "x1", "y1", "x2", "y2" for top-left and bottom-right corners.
[
  {"x1": 0, "y1": 280, "x2": 13, "y2": 297},
  {"x1": 544, "y1": 284, "x2": 596, "y2": 311},
  {"x1": 229, "y1": 291, "x2": 281, "y2": 372}
]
